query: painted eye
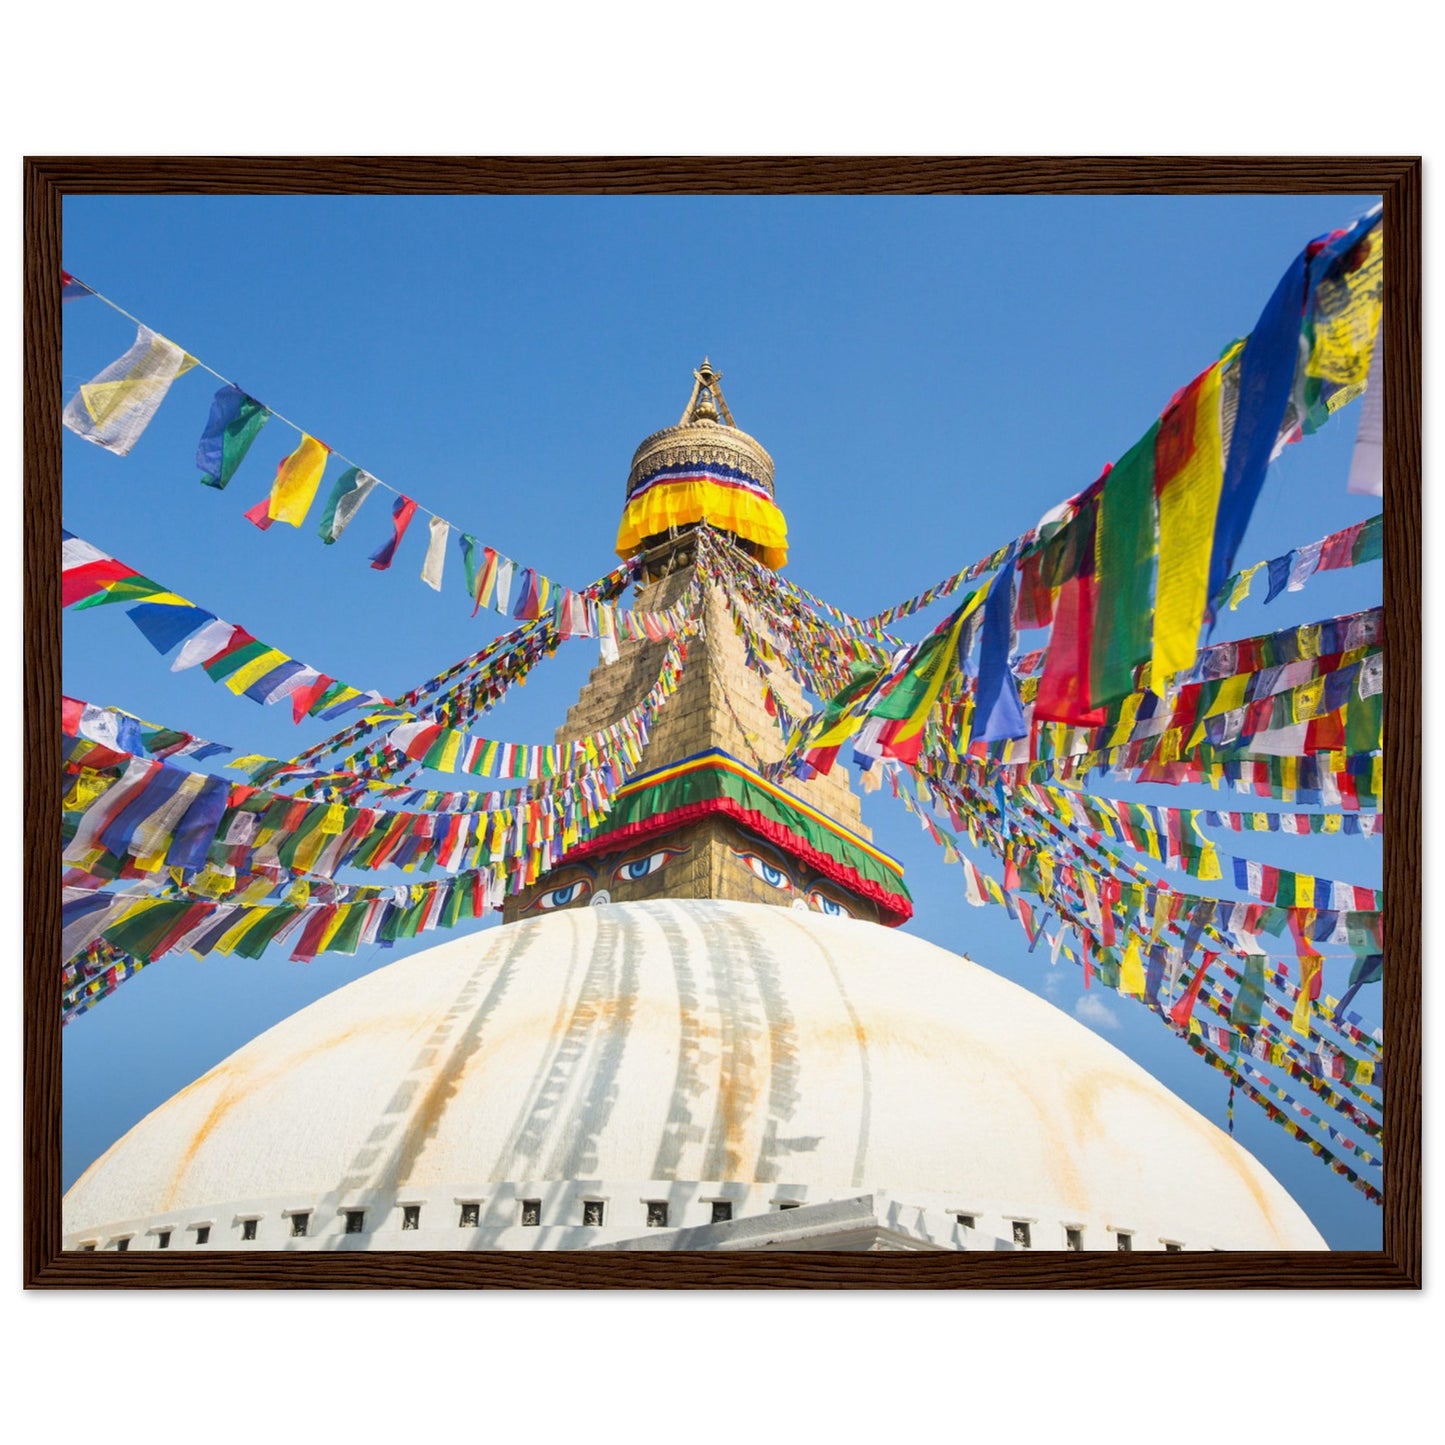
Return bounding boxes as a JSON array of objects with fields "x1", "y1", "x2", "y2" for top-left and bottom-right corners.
[
  {"x1": 613, "y1": 849, "x2": 678, "y2": 884},
  {"x1": 736, "y1": 852, "x2": 791, "y2": 891},
  {"x1": 533, "y1": 879, "x2": 590, "y2": 911},
  {"x1": 809, "y1": 891, "x2": 851, "y2": 918}
]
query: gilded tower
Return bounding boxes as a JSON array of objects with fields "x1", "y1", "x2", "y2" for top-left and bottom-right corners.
[{"x1": 502, "y1": 362, "x2": 912, "y2": 926}]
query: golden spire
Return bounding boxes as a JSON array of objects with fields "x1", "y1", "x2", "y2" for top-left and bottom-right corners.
[{"x1": 678, "y1": 357, "x2": 736, "y2": 428}]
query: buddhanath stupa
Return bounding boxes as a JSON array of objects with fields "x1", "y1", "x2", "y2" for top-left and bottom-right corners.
[{"x1": 63, "y1": 363, "x2": 1325, "y2": 1253}]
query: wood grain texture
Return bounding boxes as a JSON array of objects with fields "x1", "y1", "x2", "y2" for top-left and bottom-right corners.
[
  {"x1": 23, "y1": 156, "x2": 1423, "y2": 1290},
  {"x1": 1380, "y1": 160, "x2": 1422, "y2": 1288}
]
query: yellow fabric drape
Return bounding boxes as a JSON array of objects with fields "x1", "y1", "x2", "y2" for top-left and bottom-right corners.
[{"x1": 616, "y1": 480, "x2": 788, "y2": 569}]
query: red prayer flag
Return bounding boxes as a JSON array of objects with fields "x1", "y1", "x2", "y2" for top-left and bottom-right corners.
[
  {"x1": 1169, "y1": 952, "x2": 1213, "y2": 1027},
  {"x1": 244, "y1": 495, "x2": 276, "y2": 530},
  {"x1": 1035, "y1": 567, "x2": 1107, "y2": 724}
]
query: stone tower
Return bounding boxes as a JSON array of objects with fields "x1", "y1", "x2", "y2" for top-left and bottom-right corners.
[{"x1": 502, "y1": 363, "x2": 911, "y2": 926}]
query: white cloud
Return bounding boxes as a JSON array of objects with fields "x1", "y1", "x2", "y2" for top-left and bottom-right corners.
[{"x1": 1073, "y1": 993, "x2": 1120, "y2": 1031}]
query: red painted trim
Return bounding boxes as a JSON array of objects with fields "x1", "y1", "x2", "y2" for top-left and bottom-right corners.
[{"x1": 564, "y1": 798, "x2": 913, "y2": 926}]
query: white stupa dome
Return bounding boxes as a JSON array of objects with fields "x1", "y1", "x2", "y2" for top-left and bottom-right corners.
[{"x1": 63, "y1": 899, "x2": 1324, "y2": 1253}]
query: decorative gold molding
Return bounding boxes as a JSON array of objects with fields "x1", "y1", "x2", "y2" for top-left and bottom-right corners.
[{"x1": 626, "y1": 421, "x2": 776, "y2": 498}]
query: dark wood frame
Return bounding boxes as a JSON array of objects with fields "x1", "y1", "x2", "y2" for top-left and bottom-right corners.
[{"x1": 24, "y1": 157, "x2": 1422, "y2": 1289}]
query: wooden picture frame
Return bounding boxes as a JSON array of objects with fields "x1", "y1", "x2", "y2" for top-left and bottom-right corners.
[{"x1": 24, "y1": 156, "x2": 1421, "y2": 1289}]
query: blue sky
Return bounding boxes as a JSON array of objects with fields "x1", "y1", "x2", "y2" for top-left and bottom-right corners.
[{"x1": 60, "y1": 192, "x2": 1384, "y2": 1246}]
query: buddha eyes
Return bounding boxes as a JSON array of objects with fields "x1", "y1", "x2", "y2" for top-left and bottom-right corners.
[
  {"x1": 736, "y1": 851, "x2": 792, "y2": 891},
  {"x1": 533, "y1": 879, "x2": 590, "y2": 911},
  {"x1": 810, "y1": 891, "x2": 851, "y2": 918},
  {"x1": 612, "y1": 849, "x2": 679, "y2": 884}
]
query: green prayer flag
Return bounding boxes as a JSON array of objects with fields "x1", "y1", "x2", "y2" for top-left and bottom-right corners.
[
  {"x1": 1090, "y1": 423, "x2": 1159, "y2": 706},
  {"x1": 71, "y1": 575, "x2": 165, "y2": 610},
  {"x1": 316, "y1": 466, "x2": 379, "y2": 544},
  {"x1": 198, "y1": 389, "x2": 271, "y2": 490},
  {"x1": 1353, "y1": 514, "x2": 1383, "y2": 566},
  {"x1": 327, "y1": 901, "x2": 370, "y2": 956},
  {"x1": 233, "y1": 906, "x2": 301, "y2": 959},
  {"x1": 1229, "y1": 954, "x2": 1268, "y2": 1031},
  {"x1": 1346, "y1": 688, "x2": 1382, "y2": 754},
  {"x1": 203, "y1": 639, "x2": 270, "y2": 682}
]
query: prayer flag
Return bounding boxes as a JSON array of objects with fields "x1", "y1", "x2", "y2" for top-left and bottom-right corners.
[
  {"x1": 1264, "y1": 552, "x2": 1294, "y2": 602},
  {"x1": 289, "y1": 672, "x2": 335, "y2": 722},
  {"x1": 171, "y1": 619, "x2": 238, "y2": 672},
  {"x1": 457, "y1": 533, "x2": 481, "y2": 609},
  {"x1": 1119, "y1": 937, "x2": 1146, "y2": 998},
  {"x1": 1208, "y1": 246, "x2": 1310, "y2": 610},
  {"x1": 244, "y1": 495, "x2": 275, "y2": 530},
  {"x1": 1347, "y1": 324, "x2": 1383, "y2": 496},
  {"x1": 1293, "y1": 954, "x2": 1323, "y2": 1036},
  {"x1": 975, "y1": 542, "x2": 1027, "y2": 741},
  {"x1": 61, "y1": 271, "x2": 94, "y2": 302},
  {"x1": 1152, "y1": 361, "x2": 1225, "y2": 687},
  {"x1": 317, "y1": 467, "x2": 380, "y2": 543},
  {"x1": 62, "y1": 534, "x2": 141, "y2": 608},
  {"x1": 196, "y1": 384, "x2": 271, "y2": 489},
  {"x1": 127, "y1": 601, "x2": 215, "y2": 655},
  {"x1": 871, "y1": 591, "x2": 982, "y2": 762},
  {"x1": 1229, "y1": 955, "x2": 1268, "y2": 1032},
  {"x1": 494, "y1": 555, "x2": 515, "y2": 613},
  {"x1": 1091, "y1": 424, "x2": 1159, "y2": 705},
  {"x1": 63, "y1": 325, "x2": 195, "y2": 455},
  {"x1": 420, "y1": 516, "x2": 449, "y2": 591},
  {"x1": 1168, "y1": 953, "x2": 1211, "y2": 1028},
  {"x1": 370, "y1": 496, "x2": 418, "y2": 570},
  {"x1": 267, "y1": 434, "x2": 330, "y2": 526},
  {"x1": 245, "y1": 658, "x2": 309, "y2": 704},
  {"x1": 513, "y1": 567, "x2": 544, "y2": 619},
  {"x1": 1036, "y1": 496, "x2": 1106, "y2": 724}
]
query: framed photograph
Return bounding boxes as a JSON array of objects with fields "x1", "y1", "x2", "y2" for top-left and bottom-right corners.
[{"x1": 25, "y1": 158, "x2": 1420, "y2": 1288}]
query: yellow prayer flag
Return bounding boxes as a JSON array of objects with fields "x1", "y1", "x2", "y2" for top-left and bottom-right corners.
[
  {"x1": 126, "y1": 591, "x2": 195, "y2": 609},
  {"x1": 63, "y1": 770, "x2": 115, "y2": 812},
  {"x1": 1292, "y1": 678, "x2": 1325, "y2": 722},
  {"x1": 1306, "y1": 222, "x2": 1383, "y2": 392},
  {"x1": 224, "y1": 648, "x2": 289, "y2": 695},
  {"x1": 436, "y1": 730, "x2": 464, "y2": 773},
  {"x1": 318, "y1": 907, "x2": 351, "y2": 954},
  {"x1": 291, "y1": 824, "x2": 333, "y2": 876},
  {"x1": 1109, "y1": 693, "x2": 1142, "y2": 748},
  {"x1": 1153, "y1": 361, "x2": 1225, "y2": 687},
  {"x1": 1227, "y1": 563, "x2": 1264, "y2": 611},
  {"x1": 239, "y1": 874, "x2": 276, "y2": 903},
  {"x1": 267, "y1": 434, "x2": 330, "y2": 527},
  {"x1": 214, "y1": 908, "x2": 270, "y2": 956},
  {"x1": 1206, "y1": 673, "x2": 1249, "y2": 718},
  {"x1": 1292, "y1": 953, "x2": 1323, "y2": 1037},
  {"x1": 1119, "y1": 937, "x2": 1146, "y2": 998}
]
